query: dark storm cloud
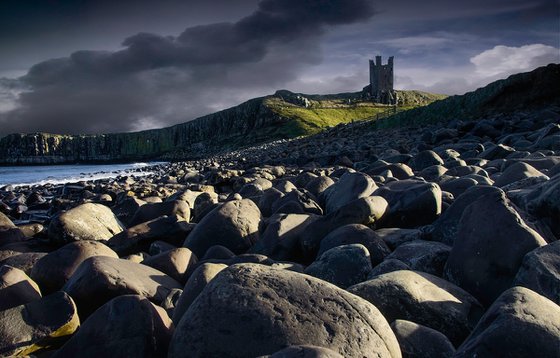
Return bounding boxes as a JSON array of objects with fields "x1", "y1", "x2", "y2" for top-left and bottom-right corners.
[{"x1": 0, "y1": 0, "x2": 375, "y2": 135}]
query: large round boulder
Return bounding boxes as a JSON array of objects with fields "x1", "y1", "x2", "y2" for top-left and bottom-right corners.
[
  {"x1": 390, "y1": 320, "x2": 455, "y2": 358},
  {"x1": 169, "y1": 263, "x2": 401, "y2": 358},
  {"x1": 321, "y1": 172, "x2": 376, "y2": 213},
  {"x1": 129, "y1": 199, "x2": 190, "y2": 226},
  {"x1": 0, "y1": 265, "x2": 42, "y2": 310},
  {"x1": 385, "y1": 240, "x2": 450, "y2": 276}
]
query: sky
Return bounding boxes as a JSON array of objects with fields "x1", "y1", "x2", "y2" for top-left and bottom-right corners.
[{"x1": 0, "y1": 0, "x2": 558, "y2": 136}]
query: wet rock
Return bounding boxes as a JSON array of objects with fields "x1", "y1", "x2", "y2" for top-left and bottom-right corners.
[
  {"x1": 455, "y1": 287, "x2": 560, "y2": 357},
  {"x1": 349, "y1": 270, "x2": 483, "y2": 346},
  {"x1": 63, "y1": 256, "x2": 181, "y2": 317},
  {"x1": 391, "y1": 320, "x2": 455, "y2": 358},
  {"x1": 31, "y1": 241, "x2": 118, "y2": 294},
  {"x1": 0, "y1": 265, "x2": 42, "y2": 310},
  {"x1": 444, "y1": 190, "x2": 546, "y2": 305},
  {"x1": 304, "y1": 244, "x2": 372, "y2": 288},
  {"x1": 0, "y1": 291, "x2": 79, "y2": 356},
  {"x1": 169, "y1": 263, "x2": 401, "y2": 358},
  {"x1": 183, "y1": 199, "x2": 262, "y2": 257},
  {"x1": 129, "y1": 199, "x2": 191, "y2": 226},
  {"x1": 52, "y1": 295, "x2": 173, "y2": 358},
  {"x1": 321, "y1": 172, "x2": 376, "y2": 213},
  {"x1": 141, "y1": 247, "x2": 198, "y2": 283},
  {"x1": 48, "y1": 203, "x2": 125, "y2": 244}
]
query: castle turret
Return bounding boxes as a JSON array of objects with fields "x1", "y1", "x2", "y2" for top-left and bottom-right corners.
[{"x1": 369, "y1": 55, "x2": 396, "y2": 105}]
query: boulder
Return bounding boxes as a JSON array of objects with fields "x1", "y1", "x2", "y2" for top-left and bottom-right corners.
[
  {"x1": 62, "y1": 256, "x2": 181, "y2": 317},
  {"x1": 390, "y1": 320, "x2": 455, "y2": 358},
  {"x1": 48, "y1": 203, "x2": 125, "y2": 244},
  {"x1": 494, "y1": 161, "x2": 548, "y2": 187},
  {"x1": 444, "y1": 190, "x2": 546, "y2": 305},
  {"x1": 129, "y1": 199, "x2": 190, "y2": 226},
  {"x1": 374, "y1": 180, "x2": 442, "y2": 228},
  {"x1": 321, "y1": 172, "x2": 376, "y2": 213},
  {"x1": 31, "y1": 241, "x2": 118, "y2": 294},
  {"x1": 141, "y1": 247, "x2": 198, "y2": 283},
  {"x1": 0, "y1": 212, "x2": 25, "y2": 246},
  {"x1": 111, "y1": 196, "x2": 146, "y2": 226},
  {"x1": 385, "y1": 240, "x2": 450, "y2": 276},
  {"x1": 52, "y1": 295, "x2": 173, "y2": 358},
  {"x1": 305, "y1": 176, "x2": 335, "y2": 199},
  {"x1": 169, "y1": 263, "x2": 401, "y2": 358},
  {"x1": 0, "y1": 252, "x2": 47, "y2": 276},
  {"x1": 455, "y1": 287, "x2": 560, "y2": 357},
  {"x1": 408, "y1": 150, "x2": 444, "y2": 172},
  {"x1": 0, "y1": 291, "x2": 79, "y2": 356},
  {"x1": 304, "y1": 244, "x2": 372, "y2": 288},
  {"x1": 513, "y1": 241, "x2": 560, "y2": 305},
  {"x1": 267, "y1": 345, "x2": 344, "y2": 358},
  {"x1": 272, "y1": 189, "x2": 322, "y2": 216},
  {"x1": 0, "y1": 265, "x2": 42, "y2": 310},
  {"x1": 108, "y1": 215, "x2": 194, "y2": 256},
  {"x1": 317, "y1": 224, "x2": 390, "y2": 266},
  {"x1": 183, "y1": 199, "x2": 262, "y2": 257},
  {"x1": 349, "y1": 270, "x2": 483, "y2": 346},
  {"x1": 171, "y1": 262, "x2": 227, "y2": 325},
  {"x1": 374, "y1": 228, "x2": 423, "y2": 250},
  {"x1": 368, "y1": 259, "x2": 411, "y2": 278}
]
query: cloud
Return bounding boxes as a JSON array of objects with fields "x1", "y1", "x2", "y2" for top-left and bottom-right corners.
[
  {"x1": 471, "y1": 43, "x2": 559, "y2": 77},
  {"x1": 0, "y1": 0, "x2": 375, "y2": 136}
]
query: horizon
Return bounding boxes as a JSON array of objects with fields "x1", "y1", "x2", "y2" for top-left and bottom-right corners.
[{"x1": 0, "y1": 0, "x2": 558, "y2": 136}]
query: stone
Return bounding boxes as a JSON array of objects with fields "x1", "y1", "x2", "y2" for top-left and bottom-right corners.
[
  {"x1": 385, "y1": 240, "x2": 450, "y2": 276},
  {"x1": 526, "y1": 174, "x2": 560, "y2": 239},
  {"x1": 513, "y1": 241, "x2": 560, "y2": 305},
  {"x1": 169, "y1": 263, "x2": 401, "y2": 358},
  {"x1": 62, "y1": 256, "x2": 181, "y2": 317},
  {"x1": 300, "y1": 196, "x2": 388, "y2": 260},
  {"x1": 455, "y1": 287, "x2": 560, "y2": 357},
  {"x1": 108, "y1": 215, "x2": 194, "y2": 256},
  {"x1": 52, "y1": 295, "x2": 173, "y2": 358},
  {"x1": 0, "y1": 212, "x2": 25, "y2": 246},
  {"x1": 317, "y1": 224, "x2": 390, "y2": 266},
  {"x1": 141, "y1": 247, "x2": 198, "y2": 283},
  {"x1": 349, "y1": 270, "x2": 483, "y2": 346},
  {"x1": 494, "y1": 161, "x2": 548, "y2": 187},
  {"x1": 374, "y1": 180, "x2": 442, "y2": 228},
  {"x1": 0, "y1": 291, "x2": 79, "y2": 356},
  {"x1": 111, "y1": 196, "x2": 146, "y2": 226},
  {"x1": 390, "y1": 320, "x2": 455, "y2": 358},
  {"x1": 0, "y1": 252, "x2": 47, "y2": 276},
  {"x1": 304, "y1": 244, "x2": 372, "y2": 288},
  {"x1": 321, "y1": 172, "x2": 376, "y2": 213},
  {"x1": 267, "y1": 345, "x2": 344, "y2": 358},
  {"x1": 438, "y1": 177, "x2": 477, "y2": 198},
  {"x1": 171, "y1": 263, "x2": 228, "y2": 325},
  {"x1": 259, "y1": 188, "x2": 285, "y2": 217},
  {"x1": 444, "y1": 190, "x2": 546, "y2": 306},
  {"x1": 0, "y1": 265, "x2": 42, "y2": 311},
  {"x1": 368, "y1": 259, "x2": 410, "y2": 278},
  {"x1": 183, "y1": 199, "x2": 262, "y2": 258},
  {"x1": 31, "y1": 241, "x2": 118, "y2": 294},
  {"x1": 408, "y1": 150, "x2": 444, "y2": 171},
  {"x1": 419, "y1": 165, "x2": 447, "y2": 182},
  {"x1": 305, "y1": 176, "x2": 335, "y2": 199},
  {"x1": 374, "y1": 228, "x2": 423, "y2": 250},
  {"x1": 272, "y1": 189, "x2": 323, "y2": 216},
  {"x1": 48, "y1": 203, "x2": 125, "y2": 244},
  {"x1": 200, "y1": 245, "x2": 235, "y2": 260},
  {"x1": 129, "y1": 199, "x2": 190, "y2": 226}
]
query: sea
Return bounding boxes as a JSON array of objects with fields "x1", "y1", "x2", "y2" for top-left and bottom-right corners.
[{"x1": 0, "y1": 162, "x2": 166, "y2": 187}]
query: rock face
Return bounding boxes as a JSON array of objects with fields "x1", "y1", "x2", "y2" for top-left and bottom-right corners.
[
  {"x1": 444, "y1": 190, "x2": 547, "y2": 305},
  {"x1": 169, "y1": 263, "x2": 401, "y2": 358},
  {"x1": 183, "y1": 199, "x2": 262, "y2": 257},
  {"x1": 53, "y1": 295, "x2": 173, "y2": 358},
  {"x1": 48, "y1": 203, "x2": 125, "y2": 244},
  {"x1": 455, "y1": 287, "x2": 560, "y2": 357},
  {"x1": 0, "y1": 291, "x2": 79, "y2": 356},
  {"x1": 62, "y1": 256, "x2": 181, "y2": 317},
  {"x1": 348, "y1": 270, "x2": 483, "y2": 346}
]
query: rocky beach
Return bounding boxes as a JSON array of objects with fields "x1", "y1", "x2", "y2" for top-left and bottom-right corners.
[{"x1": 0, "y1": 65, "x2": 559, "y2": 357}]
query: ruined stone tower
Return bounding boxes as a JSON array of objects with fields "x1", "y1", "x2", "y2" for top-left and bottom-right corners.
[{"x1": 369, "y1": 55, "x2": 396, "y2": 104}]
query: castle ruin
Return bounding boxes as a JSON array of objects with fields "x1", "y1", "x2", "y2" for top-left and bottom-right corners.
[{"x1": 369, "y1": 55, "x2": 397, "y2": 105}]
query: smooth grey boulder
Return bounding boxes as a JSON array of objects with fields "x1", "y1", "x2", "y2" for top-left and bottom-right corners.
[
  {"x1": 455, "y1": 287, "x2": 560, "y2": 358},
  {"x1": 374, "y1": 180, "x2": 442, "y2": 229},
  {"x1": 317, "y1": 224, "x2": 390, "y2": 266},
  {"x1": 408, "y1": 150, "x2": 444, "y2": 171},
  {"x1": 52, "y1": 295, "x2": 173, "y2": 358},
  {"x1": 272, "y1": 189, "x2": 322, "y2": 216},
  {"x1": 266, "y1": 345, "x2": 344, "y2": 358},
  {"x1": 494, "y1": 161, "x2": 548, "y2": 187},
  {"x1": 129, "y1": 199, "x2": 190, "y2": 226},
  {"x1": 368, "y1": 259, "x2": 411, "y2": 278},
  {"x1": 385, "y1": 240, "x2": 450, "y2": 276},
  {"x1": 526, "y1": 174, "x2": 560, "y2": 239},
  {"x1": 301, "y1": 196, "x2": 388, "y2": 260},
  {"x1": 390, "y1": 320, "x2": 455, "y2": 358},
  {"x1": 419, "y1": 165, "x2": 447, "y2": 182},
  {"x1": 444, "y1": 190, "x2": 546, "y2": 305},
  {"x1": 348, "y1": 270, "x2": 483, "y2": 346},
  {"x1": 171, "y1": 262, "x2": 227, "y2": 325},
  {"x1": 0, "y1": 252, "x2": 47, "y2": 276},
  {"x1": 0, "y1": 265, "x2": 42, "y2": 311},
  {"x1": 141, "y1": 247, "x2": 198, "y2": 283},
  {"x1": 183, "y1": 199, "x2": 262, "y2": 257},
  {"x1": 304, "y1": 244, "x2": 372, "y2": 288},
  {"x1": 169, "y1": 263, "x2": 401, "y2": 358},
  {"x1": 0, "y1": 291, "x2": 79, "y2": 356},
  {"x1": 374, "y1": 228, "x2": 423, "y2": 250},
  {"x1": 513, "y1": 241, "x2": 559, "y2": 304},
  {"x1": 48, "y1": 203, "x2": 125, "y2": 244},
  {"x1": 108, "y1": 215, "x2": 194, "y2": 256},
  {"x1": 0, "y1": 212, "x2": 25, "y2": 246},
  {"x1": 111, "y1": 196, "x2": 146, "y2": 226},
  {"x1": 31, "y1": 240, "x2": 118, "y2": 294},
  {"x1": 430, "y1": 185, "x2": 501, "y2": 245},
  {"x1": 305, "y1": 175, "x2": 335, "y2": 199},
  {"x1": 438, "y1": 177, "x2": 477, "y2": 198},
  {"x1": 62, "y1": 256, "x2": 181, "y2": 317},
  {"x1": 321, "y1": 172, "x2": 377, "y2": 213}
]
